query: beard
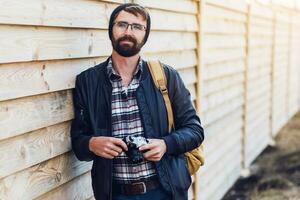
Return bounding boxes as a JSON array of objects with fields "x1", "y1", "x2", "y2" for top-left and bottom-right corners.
[{"x1": 112, "y1": 35, "x2": 144, "y2": 57}]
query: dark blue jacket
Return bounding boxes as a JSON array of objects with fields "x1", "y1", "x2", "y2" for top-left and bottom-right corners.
[{"x1": 70, "y1": 58, "x2": 204, "y2": 200}]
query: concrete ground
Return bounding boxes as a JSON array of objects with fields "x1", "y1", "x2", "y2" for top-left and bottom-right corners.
[{"x1": 223, "y1": 111, "x2": 300, "y2": 200}]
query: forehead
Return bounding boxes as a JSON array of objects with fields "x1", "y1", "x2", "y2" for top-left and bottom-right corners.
[{"x1": 114, "y1": 10, "x2": 146, "y2": 25}]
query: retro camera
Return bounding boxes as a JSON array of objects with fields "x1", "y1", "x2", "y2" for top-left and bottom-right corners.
[{"x1": 123, "y1": 136, "x2": 149, "y2": 163}]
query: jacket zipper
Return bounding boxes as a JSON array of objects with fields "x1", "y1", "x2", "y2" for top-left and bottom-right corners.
[
  {"x1": 108, "y1": 86, "x2": 113, "y2": 200},
  {"x1": 136, "y1": 84, "x2": 175, "y2": 200}
]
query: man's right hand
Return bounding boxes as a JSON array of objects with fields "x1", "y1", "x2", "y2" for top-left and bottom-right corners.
[{"x1": 89, "y1": 136, "x2": 128, "y2": 159}]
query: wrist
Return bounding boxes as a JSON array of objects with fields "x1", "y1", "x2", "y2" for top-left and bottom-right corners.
[{"x1": 89, "y1": 137, "x2": 95, "y2": 152}]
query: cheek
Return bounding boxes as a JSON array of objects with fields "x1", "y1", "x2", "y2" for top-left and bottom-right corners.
[
  {"x1": 112, "y1": 28, "x2": 121, "y2": 40},
  {"x1": 136, "y1": 33, "x2": 146, "y2": 43}
]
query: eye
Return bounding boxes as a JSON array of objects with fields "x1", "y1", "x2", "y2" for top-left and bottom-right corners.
[
  {"x1": 132, "y1": 24, "x2": 144, "y2": 31},
  {"x1": 117, "y1": 22, "x2": 128, "y2": 28}
]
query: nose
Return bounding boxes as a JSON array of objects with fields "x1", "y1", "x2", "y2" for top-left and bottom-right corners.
[{"x1": 124, "y1": 24, "x2": 133, "y2": 35}]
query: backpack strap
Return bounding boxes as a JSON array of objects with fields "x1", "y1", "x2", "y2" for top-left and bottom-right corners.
[{"x1": 147, "y1": 60, "x2": 174, "y2": 133}]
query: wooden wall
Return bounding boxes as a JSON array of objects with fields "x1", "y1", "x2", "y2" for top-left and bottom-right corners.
[
  {"x1": 198, "y1": 1, "x2": 247, "y2": 200},
  {"x1": 244, "y1": 2, "x2": 273, "y2": 167},
  {"x1": 1, "y1": 1, "x2": 300, "y2": 200}
]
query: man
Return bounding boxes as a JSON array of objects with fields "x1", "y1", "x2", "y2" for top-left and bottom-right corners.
[{"x1": 71, "y1": 3, "x2": 204, "y2": 200}]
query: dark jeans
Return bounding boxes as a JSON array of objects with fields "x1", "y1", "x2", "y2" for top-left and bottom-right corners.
[{"x1": 112, "y1": 186, "x2": 172, "y2": 200}]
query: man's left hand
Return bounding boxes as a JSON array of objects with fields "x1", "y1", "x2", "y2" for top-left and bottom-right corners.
[{"x1": 139, "y1": 139, "x2": 167, "y2": 162}]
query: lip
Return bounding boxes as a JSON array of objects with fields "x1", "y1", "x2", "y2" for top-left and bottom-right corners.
[{"x1": 120, "y1": 40, "x2": 133, "y2": 44}]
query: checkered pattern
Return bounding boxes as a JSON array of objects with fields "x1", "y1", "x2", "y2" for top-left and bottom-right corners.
[{"x1": 107, "y1": 58, "x2": 157, "y2": 184}]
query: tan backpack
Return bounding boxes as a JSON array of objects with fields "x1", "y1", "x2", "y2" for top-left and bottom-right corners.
[{"x1": 147, "y1": 60, "x2": 204, "y2": 175}]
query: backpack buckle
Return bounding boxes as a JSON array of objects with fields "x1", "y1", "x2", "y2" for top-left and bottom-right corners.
[{"x1": 159, "y1": 85, "x2": 168, "y2": 94}]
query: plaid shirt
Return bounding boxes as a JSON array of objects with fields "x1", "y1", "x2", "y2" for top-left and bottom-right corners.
[{"x1": 107, "y1": 58, "x2": 157, "y2": 184}]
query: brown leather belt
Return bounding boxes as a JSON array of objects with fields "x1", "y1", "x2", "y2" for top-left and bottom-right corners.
[{"x1": 112, "y1": 178, "x2": 160, "y2": 195}]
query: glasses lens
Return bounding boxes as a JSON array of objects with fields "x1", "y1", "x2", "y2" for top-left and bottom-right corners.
[
  {"x1": 132, "y1": 24, "x2": 144, "y2": 31},
  {"x1": 116, "y1": 22, "x2": 128, "y2": 29}
]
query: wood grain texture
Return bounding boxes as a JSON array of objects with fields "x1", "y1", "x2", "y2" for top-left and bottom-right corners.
[
  {"x1": 35, "y1": 171, "x2": 93, "y2": 200},
  {"x1": 0, "y1": 57, "x2": 104, "y2": 101},
  {"x1": 0, "y1": 90, "x2": 73, "y2": 141},
  {"x1": 0, "y1": 152, "x2": 92, "y2": 200},
  {"x1": 0, "y1": 121, "x2": 71, "y2": 179}
]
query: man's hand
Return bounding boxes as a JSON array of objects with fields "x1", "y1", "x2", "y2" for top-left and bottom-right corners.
[
  {"x1": 139, "y1": 139, "x2": 167, "y2": 162},
  {"x1": 89, "y1": 136, "x2": 128, "y2": 159}
]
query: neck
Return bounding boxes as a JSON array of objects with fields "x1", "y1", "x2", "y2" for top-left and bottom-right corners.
[{"x1": 111, "y1": 51, "x2": 140, "y2": 77}]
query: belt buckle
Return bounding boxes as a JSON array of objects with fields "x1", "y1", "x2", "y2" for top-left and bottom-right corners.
[{"x1": 132, "y1": 181, "x2": 146, "y2": 194}]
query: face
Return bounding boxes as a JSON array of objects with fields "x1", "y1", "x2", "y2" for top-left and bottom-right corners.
[{"x1": 111, "y1": 10, "x2": 147, "y2": 57}]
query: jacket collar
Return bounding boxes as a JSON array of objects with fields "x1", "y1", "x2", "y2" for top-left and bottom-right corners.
[{"x1": 95, "y1": 56, "x2": 150, "y2": 87}]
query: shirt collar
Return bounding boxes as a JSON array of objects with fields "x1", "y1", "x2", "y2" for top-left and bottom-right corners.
[{"x1": 107, "y1": 56, "x2": 143, "y2": 81}]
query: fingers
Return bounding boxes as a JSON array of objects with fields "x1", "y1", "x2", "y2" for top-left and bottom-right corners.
[
  {"x1": 108, "y1": 144, "x2": 123, "y2": 154},
  {"x1": 143, "y1": 148, "x2": 160, "y2": 159},
  {"x1": 139, "y1": 142, "x2": 156, "y2": 151},
  {"x1": 111, "y1": 138, "x2": 128, "y2": 151},
  {"x1": 101, "y1": 152, "x2": 114, "y2": 159}
]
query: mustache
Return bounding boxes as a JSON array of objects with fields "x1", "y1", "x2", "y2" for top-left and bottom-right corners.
[{"x1": 118, "y1": 35, "x2": 137, "y2": 43}]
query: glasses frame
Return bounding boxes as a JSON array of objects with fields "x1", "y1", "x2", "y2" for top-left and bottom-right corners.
[{"x1": 113, "y1": 21, "x2": 147, "y2": 32}]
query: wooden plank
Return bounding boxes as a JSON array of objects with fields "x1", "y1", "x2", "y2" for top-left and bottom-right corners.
[
  {"x1": 143, "y1": 31, "x2": 197, "y2": 53},
  {"x1": 205, "y1": 0, "x2": 247, "y2": 13},
  {"x1": 249, "y1": 24, "x2": 273, "y2": 36},
  {"x1": 250, "y1": 16, "x2": 274, "y2": 29},
  {"x1": 200, "y1": 139, "x2": 241, "y2": 186},
  {"x1": 204, "y1": 84, "x2": 244, "y2": 109},
  {"x1": 0, "y1": 26, "x2": 195, "y2": 64},
  {"x1": 202, "y1": 95, "x2": 244, "y2": 124},
  {"x1": 247, "y1": 87, "x2": 271, "y2": 106},
  {"x1": 0, "y1": 0, "x2": 119, "y2": 28},
  {"x1": 202, "y1": 163, "x2": 240, "y2": 200},
  {"x1": 0, "y1": 121, "x2": 71, "y2": 179},
  {"x1": 187, "y1": 84, "x2": 197, "y2": 101},
  {"x1": 0, "y1": 26, "x2": 111, "y2": 64},
  {"x1": 205, "y1": 4, "x2": 247, "y2": 22},
  {"x1": 204, "y1": 47, "x2": 246, "y2": 65},
  {"x1": 178, "y1": 67, "x2": 197, "y2": 86},
  {"x1": 35, "y1": 172, "x2": 93, "y2": 200},
  {"x1": 133, "y1": 0, "x2": 198, "y2": 14},
  {"x1": 150, "y1": 9, "x2": 198, "y2": 31},
  {"x1": 205, "y1": 116, "x2": 243, "y2": 156},
  {"x1": 0, "y1": 90, "x2": 73, "y2": 141},
  {"x1": 249, "y1": 36, "x2": 273, "y2": 47},
  {"x1": 143, "y1": 50, "x2": 197, "y2": 70},
  {"x1": 250, "y1": 3, "x2": 273, "y2": 19},
  {"x1": 0, "y1": 152, "x2": 92, "y2": 200},
  {"x1": 247, "y1": 67, "x2": 271, "y2": 81},
  {"x1": 204, "y1": 59, "x2": 245, "y2": 80},
  {"x1": 204, "y1": 73, "x2": 244, "y2": 95},
  {"x1": 205, "y1": 34, "x2": 246, "y2": 49},
  {"x1": 0, "y1": 57, "x2": 104, "y2": 101},
  {"x1": 204, "y1": 18, "x2": 246, "y2": 34},
  {"x1": 204, "y1": 107, "x2": 243, "y2": 137}
]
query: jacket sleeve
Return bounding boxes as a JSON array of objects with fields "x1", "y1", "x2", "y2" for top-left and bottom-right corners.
[
  {"x1": 70, "y1": 74, "x2": 95, "y2": 161},
  {"x1": 162, "y1": 67, "x2": 204, "y2": 155}
]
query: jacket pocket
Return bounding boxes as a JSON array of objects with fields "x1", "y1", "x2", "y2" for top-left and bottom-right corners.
[{"x1": 165, "y1": 154, "x2": 192, "y2": 191}]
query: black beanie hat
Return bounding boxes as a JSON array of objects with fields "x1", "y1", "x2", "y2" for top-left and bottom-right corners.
[{"x1": 108, "y1": 3, "x2": 151, "y2": 44}]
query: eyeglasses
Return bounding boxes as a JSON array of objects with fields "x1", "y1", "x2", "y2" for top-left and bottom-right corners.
[{"x1": 113, "y1": 21, "x2": 146, "y2": 32}]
